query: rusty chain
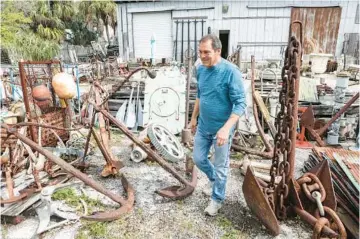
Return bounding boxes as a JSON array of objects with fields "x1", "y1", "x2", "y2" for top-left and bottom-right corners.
[
  {"x1": 314, "y1": 206, "x2": 347, "y2": 239},
  {"x1": 297, "y1": 172, "x2": 326, "y2": 203},
  {"x1": 298, "y1": 173, "x2": 346, "y2": 238},
  {"x1": 266, "y1": 22, "x2": 302, "y2": 219}
]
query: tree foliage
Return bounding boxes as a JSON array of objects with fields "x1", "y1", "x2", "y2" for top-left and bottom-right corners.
[
  {"x1": 1, "y1": 0, "x2": 116, "y2": 61},
  {"x1": 1, "y1": 1, "x2": 61, "y2": 61},
  {"x1": 78, "y1": 0, "x2": 117, "y2": 43},
  {"x1": 0, "y1": 1, "x2": 31, "y2": 49}
]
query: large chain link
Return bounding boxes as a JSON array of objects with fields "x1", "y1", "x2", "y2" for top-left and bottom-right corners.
[{"x1": 266, "y1": 25, "x2": 302, "y2": 219}]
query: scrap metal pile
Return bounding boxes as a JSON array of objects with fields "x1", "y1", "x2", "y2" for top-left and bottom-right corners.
[
  {"x1": 303, "y1": 147, "x2": 359, "y2": 238},
  {"x1": 1, "y1": 20, "x2": 357, "y2": 239},
  {"x1": 0, "y1": 60, "x2": 197, "y2": 236}
]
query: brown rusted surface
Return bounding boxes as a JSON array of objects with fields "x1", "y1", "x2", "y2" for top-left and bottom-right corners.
[
  {"x1": 0, "y1": 168, "x2": 28, "y2": 205},
  {"x1": 314, "y1": 206, "x2": 347, "y2": 239},
  {"x1": 8, "y1": 122, "x2": 82, "y2": 131},
  {"x1": 293, "y1": 206, "x2": 338, "y2": 237},
  {"x1": 308, "y1": 159, "x2": 337, "y2": 210},
  {"x1": 91, "y1": 128, "x2": 123, "y2": 177},
  {"x1": 93, "y1": 104, "x2": 197, "y2": 199},
  {"x1": 156, "y1": 167, "x2": 197, "y2": 200},
  {"x1": 93, "y1": 83, "x2": 123, "y2": 177},
  {"x1": 291, "y1": 7, "x2": 341, "y2": 54},
  {"x1": 312, "y1": 217, "x2": 330, "y2": 239},
  {"x1": 297, "y1": 173, "x2": 326, "y2": 203},
  {"x1": 82, "y1": 176, "x2": 135, "y2": 221},
  {"x1": 1, "y1": 127, "x2": 17, "y2": 152},
  {"x1": 288, "y1": 178, "x2": 303, "y2": 210},
  {"x1": 1, "y1": 124, "x2": 134, "y2": 221},
  {"x1": 242, "y1": 167, "x2": 280, "y2": 236}
]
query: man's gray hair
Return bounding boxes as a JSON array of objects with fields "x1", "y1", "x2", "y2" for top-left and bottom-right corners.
[{"x1": 199, "y1": 34, "x2": 222, "y2": 50}]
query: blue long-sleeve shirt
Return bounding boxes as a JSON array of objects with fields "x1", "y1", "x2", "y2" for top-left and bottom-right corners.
[{"x1": 196, "y1": 58, "x2": 246, "y2": 134}]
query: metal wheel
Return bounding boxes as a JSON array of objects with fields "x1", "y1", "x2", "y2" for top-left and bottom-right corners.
[{"x1": 147, "y1": 124, "x2": 184, "y2": 162}]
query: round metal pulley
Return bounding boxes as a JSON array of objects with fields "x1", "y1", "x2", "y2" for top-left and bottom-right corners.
[
  {"x1": 130, "y1": 146, "x2": 148, "y2": 163},
  {"x1": 147, "y1": 124, "x2": 184, "y2": 162}
]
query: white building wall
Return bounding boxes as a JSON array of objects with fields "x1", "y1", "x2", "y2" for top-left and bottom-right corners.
[{"x1": 116, "y1": 0, "x2": 359, "y2": 61}]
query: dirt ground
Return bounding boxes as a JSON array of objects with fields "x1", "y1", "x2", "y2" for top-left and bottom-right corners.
[{"x1": 1, "y1": 131, "x2": 313, "y2": 239}]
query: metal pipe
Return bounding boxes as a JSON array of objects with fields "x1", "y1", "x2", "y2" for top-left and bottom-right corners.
[
  {"x1": 316, "y1": 92, "x2": 359, "y2": 136},
  {"x1": 201, "y1": 20, "x2": 204, "y2": 36},
  {"x1": 236, "y1": 46, "x2": 241, "y2": 69},
  {"x1": 194, "y1": 19, "x2": 197, "y2": 62},
  {"x1": 175, "y1": 20, "x2": 178, "y2": 61},
  {"x1": 181, "y1": 20, "x2": 184, "y2": 63},
  {"x1": 187, "y1": 20, "x2": 190, "y2": 54},
  {"x1": 185, "y1": 51, "x2": 192, "y2": 128}
]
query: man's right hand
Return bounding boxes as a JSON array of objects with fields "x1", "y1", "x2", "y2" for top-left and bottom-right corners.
[{"x1": 189, "y1": 118, "x2": 197, "y2": 134}]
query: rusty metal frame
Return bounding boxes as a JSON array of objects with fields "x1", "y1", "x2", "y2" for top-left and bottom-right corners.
[{"x1": 18, "y1": 60, "x2": 70, "y2": 147}]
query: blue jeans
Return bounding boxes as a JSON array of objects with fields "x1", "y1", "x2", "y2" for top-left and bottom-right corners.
[{"x1": 193, "y1": 127, "x2": 232, "y2": 203}]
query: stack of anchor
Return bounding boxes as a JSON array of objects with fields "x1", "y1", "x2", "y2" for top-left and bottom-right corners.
[{"x1": 242, "y1": 21, "x2": 346, "y2": 238}]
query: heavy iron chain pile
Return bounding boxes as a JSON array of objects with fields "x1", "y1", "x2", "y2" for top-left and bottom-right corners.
[{"x1": 266, "y1": 33, "x2": 302, "y2": 219}]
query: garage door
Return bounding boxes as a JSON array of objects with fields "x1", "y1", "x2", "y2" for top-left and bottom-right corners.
[{"x1": 133, "y1": 11, "x2": 173, "y2": 59}]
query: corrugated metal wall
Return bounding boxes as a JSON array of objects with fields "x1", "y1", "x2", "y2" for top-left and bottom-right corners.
[
  {"x1": 116, "y1": 0, "x2": 359, "y2": 62},
  {"x1": 291, "y1": 7, "x2": 342, "y2": 54}
]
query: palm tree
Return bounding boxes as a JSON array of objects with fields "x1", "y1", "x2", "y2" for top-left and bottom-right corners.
[
  {"x1": 78, "y1": 0, "x2": 117, "y2": 43},
  {"x1": 30, "y1": 1, "x2": 65, "y2": 42},
  {"x1": 53, "y1": 1, "x2": 75, "y2": 22}
]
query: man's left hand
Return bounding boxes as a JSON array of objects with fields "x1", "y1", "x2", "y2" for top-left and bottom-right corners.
[{"x1": 216, "y1": 127, "x2": 230, "y2": 146}]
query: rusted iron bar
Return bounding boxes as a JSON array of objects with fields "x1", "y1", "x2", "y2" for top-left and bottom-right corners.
[
  {"x1": 94, "y1": 105, "x2": 194, "y2": 187},
  {"x1": 287, "y1": 36, "x2": 301, "y2": 183},
  {"x1": 91, "y1": 127, "x2": 123, "y2": 176},
  {"x1": 231, "y1": 144, "x2": 273, "y2": 159},
  {"x1": 316, "y1": 92, "x2": 359, "y2": 136},
  {"x1": 1, "y1": 124, "x2": 134, "y2": 221},
  {"x1": 83, "y1": 112, "x2": 96, "y2": 159},
  {"x1": 293, "y1": 206, "x2": 338, "y2": 237},
  {"x1": 94, "y1": 82, "x2": 122, "y2": 177},
  {"x1": 250, "y1": 56, "x2": 273, "y2": 153},
  {"x1": 19, "y1": 61, "x2": 36, "y2": 141},
  {"x1": 8, "y1": 122, "x2": 82, "y2": 131},
  {"x1": 307, "y1": 128, "x2": 326, "y2": 147}
]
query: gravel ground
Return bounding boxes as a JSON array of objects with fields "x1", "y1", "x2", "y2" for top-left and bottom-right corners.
[{"x1": 1, "y1": 132, "x2": 313, "y2": 239}]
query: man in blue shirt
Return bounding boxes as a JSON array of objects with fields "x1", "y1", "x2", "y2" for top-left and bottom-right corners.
[{"x1": 190, "y1": 34, "x2": 246, "y2": 216}]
